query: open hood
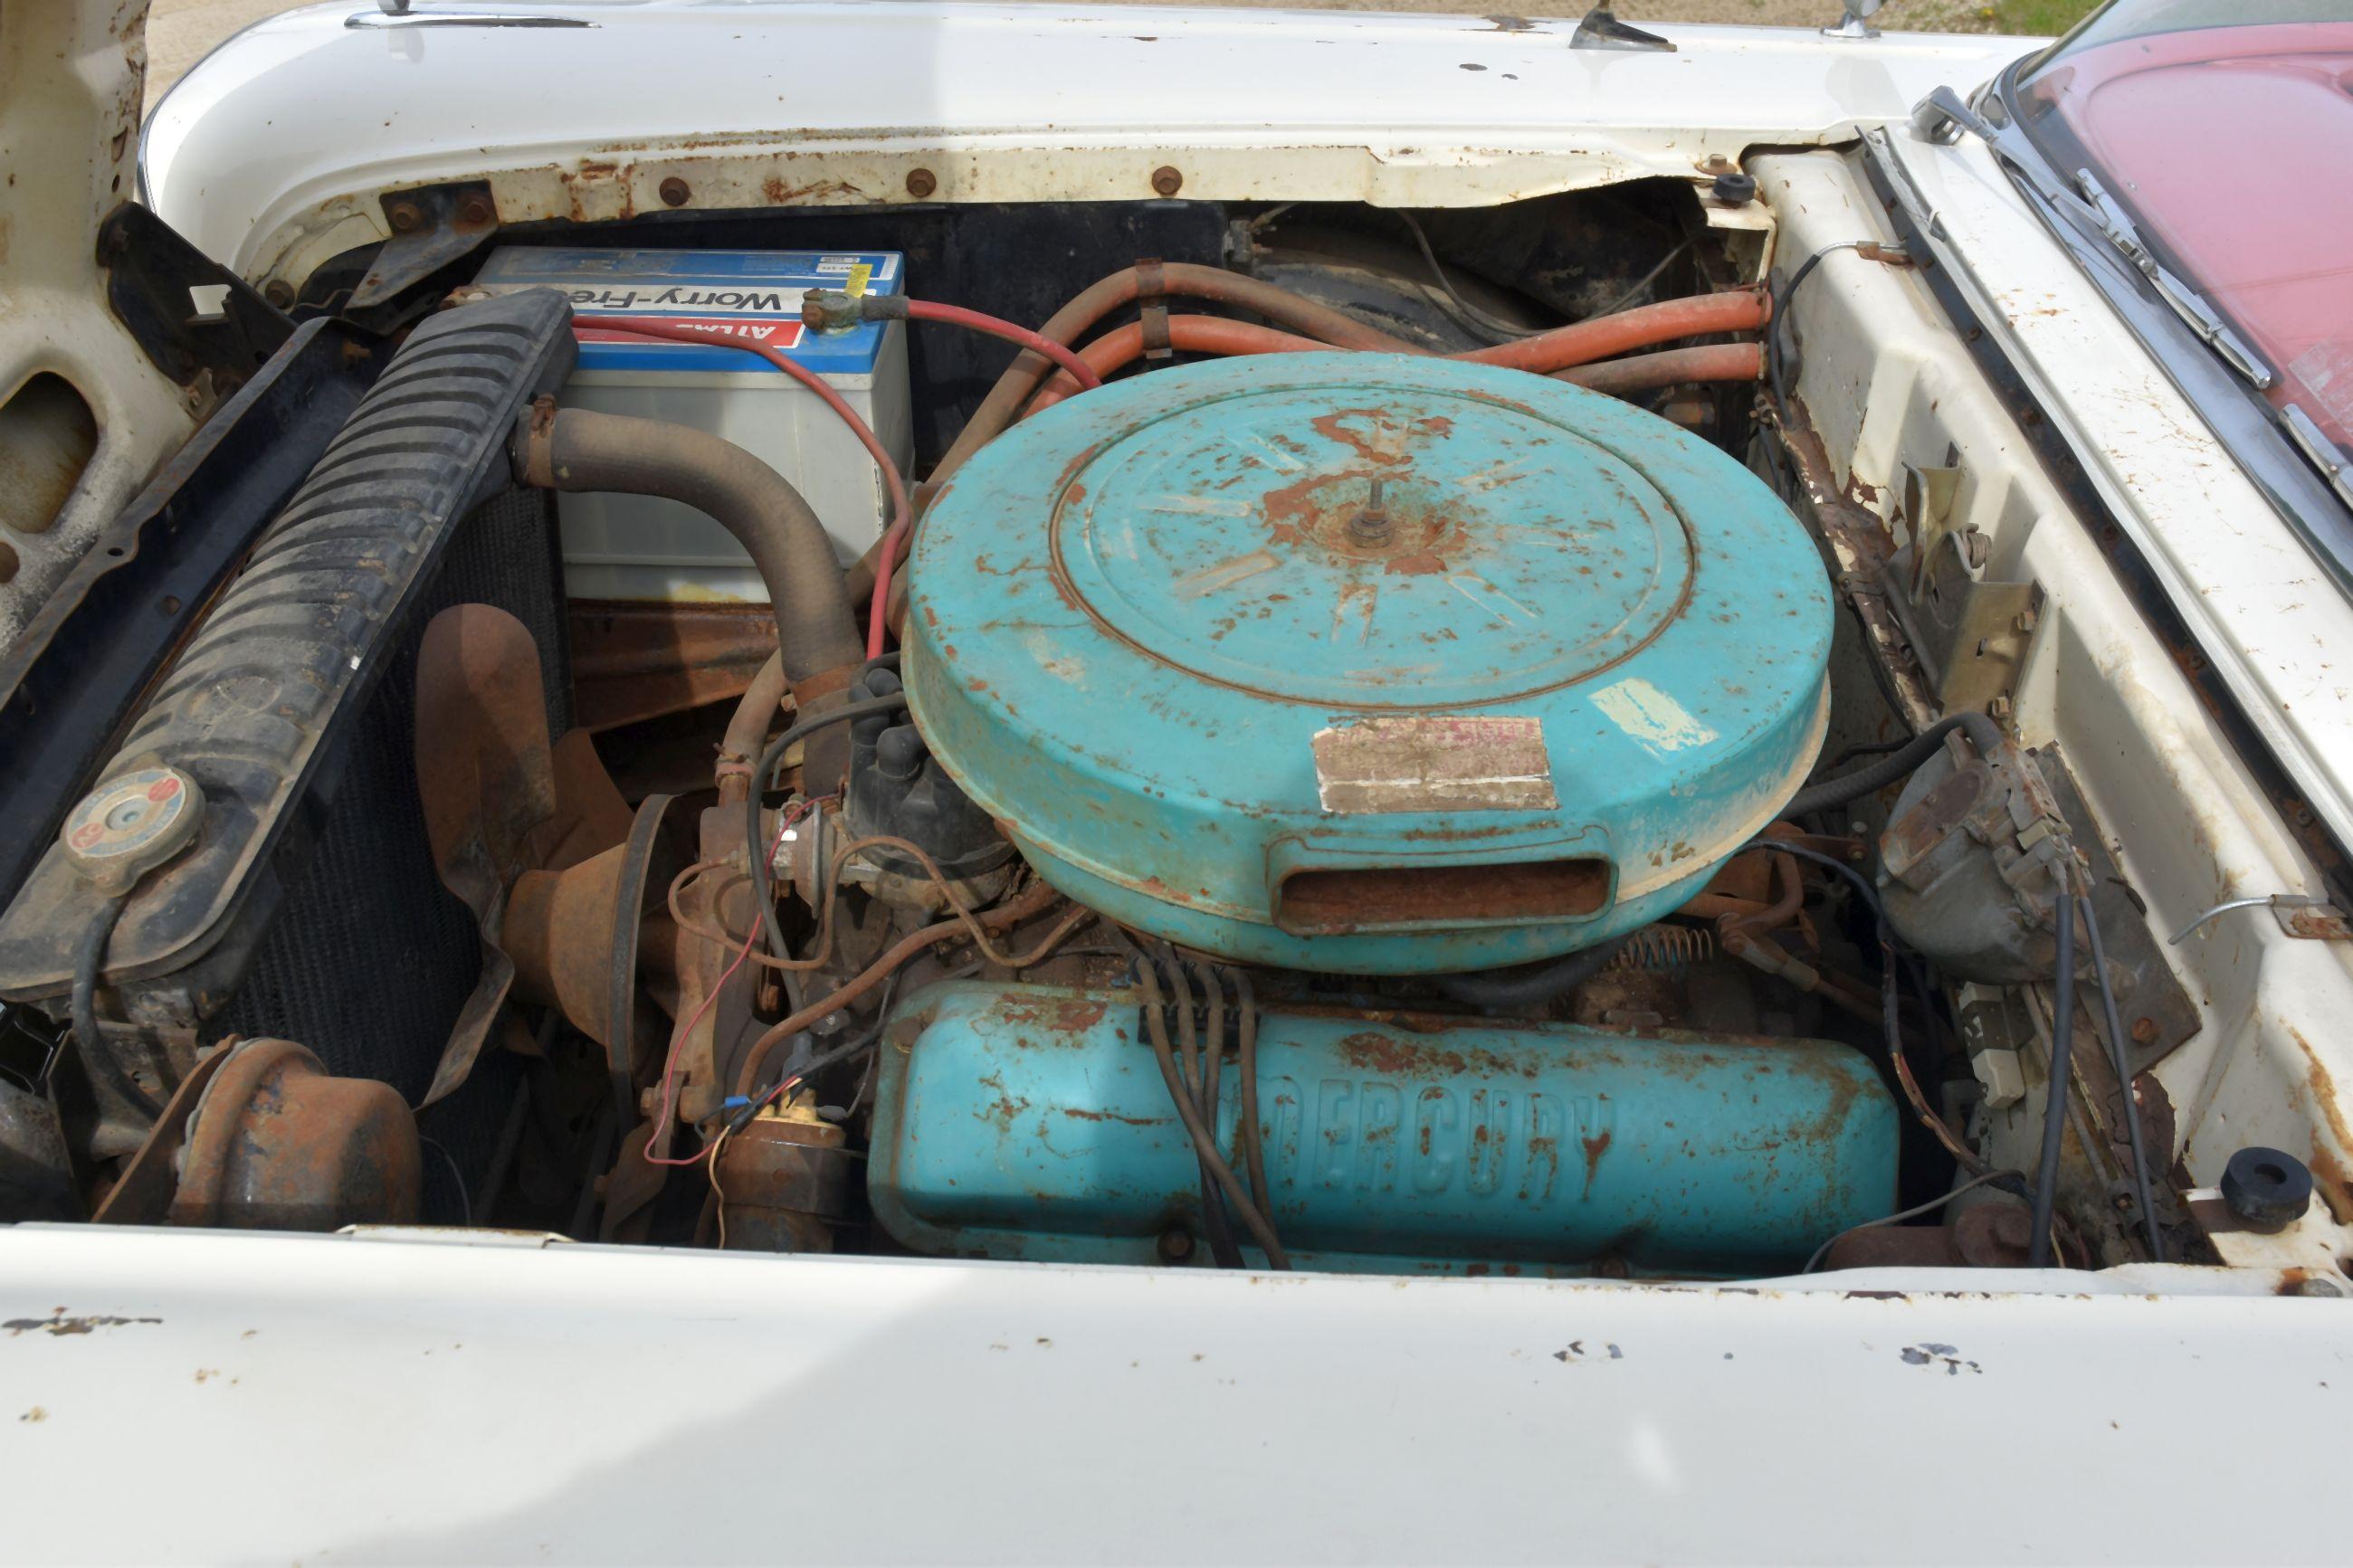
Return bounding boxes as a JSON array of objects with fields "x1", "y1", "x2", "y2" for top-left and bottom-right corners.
[{"x1": 0, "y1": 0, "x2": 199, "y2": 664}]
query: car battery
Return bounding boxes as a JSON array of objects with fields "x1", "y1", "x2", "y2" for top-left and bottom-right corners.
[{"x1": 472, "y1": 246, "x2": 911, "y2": 602}]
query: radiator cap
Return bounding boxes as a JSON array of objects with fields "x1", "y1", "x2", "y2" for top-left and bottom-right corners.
[
  {"x1": 906, "y1": 353, "x2": 1832, "y2": 974},
  {"x1": 61, "y1": 767, "x2": 203, "y2": 895}
]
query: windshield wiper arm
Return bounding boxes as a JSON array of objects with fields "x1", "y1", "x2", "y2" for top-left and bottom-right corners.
[
  {"x1": 1911, "y1": 87, "x2": 2275, "y2": 393},
  {"x1": 2072, "y1": 169, "x2": 2272, "y2": 390}
]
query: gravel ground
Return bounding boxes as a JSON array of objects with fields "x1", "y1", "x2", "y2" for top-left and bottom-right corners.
[{"x1": 144, "y1": 0, "x2": 2018, "y2": 107}]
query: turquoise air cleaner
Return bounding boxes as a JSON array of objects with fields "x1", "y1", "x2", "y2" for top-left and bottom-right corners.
[{"x1": 906, "y1": 354, "x2": 1832, "y2": 974}]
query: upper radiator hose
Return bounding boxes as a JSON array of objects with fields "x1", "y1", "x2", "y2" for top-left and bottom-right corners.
[{"x1": 517, "y1": 407, "x2": 864, "y2": 700}]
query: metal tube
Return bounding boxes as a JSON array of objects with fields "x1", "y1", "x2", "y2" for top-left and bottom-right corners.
[
  {"x1": 2078, "y1": 894, "x2": 2166, "y2": 1261},
  {"x1": 2028, "y1": 892, "x2": 2075, "y2": 1269}
]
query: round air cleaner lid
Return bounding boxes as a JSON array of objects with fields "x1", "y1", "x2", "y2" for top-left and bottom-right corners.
[{"x1": 908, "y1": 353, "x2": 1831, "y2": 974}]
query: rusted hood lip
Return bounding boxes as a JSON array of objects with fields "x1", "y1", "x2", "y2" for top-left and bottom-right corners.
[{"x1": 145, "y1": 1, "x2": 2044, "y2": 280}]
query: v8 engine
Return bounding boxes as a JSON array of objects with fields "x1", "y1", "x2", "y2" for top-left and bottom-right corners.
[
  {"x1": 905, "y1": 352, "x2": 1833, "y2": 972},
  {"x1": 0, "y1": 204, "x2": 2129, "y2": 1282}
]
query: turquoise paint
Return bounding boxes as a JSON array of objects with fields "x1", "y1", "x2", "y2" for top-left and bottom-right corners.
[
  {"x1": 906, "y1": 354, "x2": 1832, "y2": 973},
  {"x1": 868, "y1": 982, "x2": 1899, "y2": 1275}
]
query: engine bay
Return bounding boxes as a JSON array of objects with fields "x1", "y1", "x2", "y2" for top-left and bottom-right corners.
[{"x1": 0, "y1": 184, "x2": 2242, "y2": 1280}]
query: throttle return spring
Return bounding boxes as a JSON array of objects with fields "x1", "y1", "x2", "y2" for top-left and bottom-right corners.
[{"x1": 1605, "y1": 924, "x2": 1716, "y2": 972}]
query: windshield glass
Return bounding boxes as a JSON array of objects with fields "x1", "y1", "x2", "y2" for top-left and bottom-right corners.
[{"x1": 2013, "y1": 1, "x2": 2353, "y2": 447}]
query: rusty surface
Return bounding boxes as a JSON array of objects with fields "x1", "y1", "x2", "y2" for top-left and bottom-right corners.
[
  {"x1": 2041, "y1": 746, "x2": 2202, "y2": 1072},
  {"x1": 1822, "y1": 1202, "x2": 2034, "y2": 1271},
  {"x1": 351, "y1": 181, "x2": 501, "y2": 314},
  {"x1": 1716, "y1": 832, "x2": 1805, "y2": 954},
  {"x1": 1570, "y1": 968, "x2": 1681, "y2": 1030},
  {"x1": 1769, "y1": 403, "x2": 1938, "y2": 730},
  {"x1": 715, "y1": 1107, "x2": 853, "y2": 1251},
  {"x1": 601, "y1": 796, "x2": 691, "y2": 1178},
  {"x1": 1311, "y1": 716, "x2": 1559, "y2": 814},
  {"x1": 168, "y1": 1038, "x2": 421, "y2": 1231},
  {"x1": 415, "y1": 605, "x2": 641, "y2": 1106},
  {"x1": 1605, "y1": 925, "x2": 1716, "y2": 972},
  {"x1": 569, "y1": 598, "x2": 778, "y2": 731},
  {"x1": 1822, "y1": 1223, "x2": 1956, "y2": 1269},
  {"x1": 417, "y1": 605, "x2": 563, "y2": 899},
  {"x1": 504, "y1": 855, "x2": 624, "y2": 1042},
  {"x1": 670, "y1": 803, "x2": 775, "y2": 1126},
  {"x1": 496, "y1": 782, "x2": 677, "y2": 1064},
  {"x1": 415, "y1": 604, "x2": 562, "y2": 1107},
  {"x1": 547, "y1": 729, "x2": 635, "y2": 868},
  {"x1": 1273, "y1": 859, "x2": 1609, "y2": 936},
  {"x1": 2280, "y1": 904, "x2": 2353, "y2": 941},
  {"x1": 1692, "y1": 851, "x2": 1773, "y2": 908},
  {"x1": 89, "y1": 1043, "x2": 235, "y2": 1225},
  {"x1": 1718, "y1": 927, "x2": 1880, "y2": 1025},
  {"x1": 1880, "y1": 762, "x2": 1989, "y2": 882},
  {"x1": 873, "y1": 981, "x2": 1895, "y2": 1269}
]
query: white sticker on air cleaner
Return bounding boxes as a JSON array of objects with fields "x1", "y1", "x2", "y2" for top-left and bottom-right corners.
[
  {"x1": 1590, "y1": 677, "x2": 1718, "y2": 756},
  {"x1": 1312, "y1": 717, "x2": 1558, "y2": 814}
]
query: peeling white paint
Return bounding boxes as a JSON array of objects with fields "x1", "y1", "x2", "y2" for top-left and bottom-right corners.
[{"x1": 1591, "y1": 677, "x2": 1718, "y2": 756}]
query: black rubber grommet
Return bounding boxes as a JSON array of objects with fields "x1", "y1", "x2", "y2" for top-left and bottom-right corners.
[
  {"x1": 1711, "y1": 171, "x2": 1758, "y2": 205},
  {"x1": 2221, "y1": 1145, "x2": 2312, "y2": 1232}
]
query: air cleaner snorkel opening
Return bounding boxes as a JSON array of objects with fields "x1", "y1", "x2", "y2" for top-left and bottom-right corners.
[{"x1": 1270, "y1": 855, "x2": 1613, "y2": 936}]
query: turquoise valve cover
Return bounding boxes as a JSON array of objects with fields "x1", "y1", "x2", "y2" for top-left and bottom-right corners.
[
  {"x1": 868, "y1": 982, "x2": 1900, "y2": 1275},
  {"x1": 907, "y1": 354, "x2": 1832, "y2": 973}
]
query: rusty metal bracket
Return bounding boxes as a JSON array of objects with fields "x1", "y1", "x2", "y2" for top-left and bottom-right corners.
[
  {"x1": 2172, "y1": 892, "x2": 2352, "y2": 945},
  {"x1": 2040, "y1": 746, "x2": 2202, "y2": 1072},
  {"x1": 96, "y1": 202, "x2": 293, "y2": 401},
  {"x1": 1897, "y1": 461, "x2": 1963, "y2": 594},
  {"x1": 1137, "y1": 256, "x2": 1174, "y2": 361},
  {"x1": 2272, "y1": 900, "x2": 2353, "y2": 940},
  {"x1": 88, "y1": 1042, "x2": 233, "y2": 1224},
  {"x1": 348, "y1": 181, "x2": 501, "y2": 315},
  {"x1": 1139, "y1": 302, "x2": 1174, "y2": 361},
  {"x1": 1888, "y1": 530, "x2": 2042, "y2": 717}
]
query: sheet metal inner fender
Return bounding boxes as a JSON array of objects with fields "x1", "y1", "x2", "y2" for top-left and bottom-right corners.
[
  {"x1": 904, "y1": 354, "x2": 1832, "y2": 974},
  {"x1": 867, "y1": 981, "x2": 1898, "y2": 1275}
]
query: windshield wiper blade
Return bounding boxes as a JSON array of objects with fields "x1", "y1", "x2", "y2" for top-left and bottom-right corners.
[{"x1": 2072, "y1": 168, "x2": 2273, "y2": 390}]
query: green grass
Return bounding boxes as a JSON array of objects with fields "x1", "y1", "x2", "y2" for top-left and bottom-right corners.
[{"x1": 1969, "y1": 0, "x2": 2102, "y2": 33}]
